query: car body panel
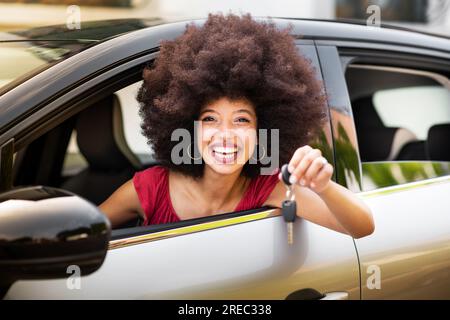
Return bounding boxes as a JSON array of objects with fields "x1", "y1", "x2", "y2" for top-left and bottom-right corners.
[
  {"x1": 357, "y1": 177, "x2": 450, "y2": 299},
  {"x1": 6, "y1": 208, "x2": 360, "y2": 299}
]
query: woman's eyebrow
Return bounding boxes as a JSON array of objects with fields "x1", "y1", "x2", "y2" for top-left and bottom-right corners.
[
  {"x1": 199, "y1": 108, "x2": 216, "y2": 115},
  {"x1": 233, "y1": 109, "x2": 255, "y2": 117},
  {"x1": 200, "y1": 108, "x2": 255, "y2": 116}
]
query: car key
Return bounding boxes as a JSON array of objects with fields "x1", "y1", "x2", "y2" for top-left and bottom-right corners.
[{"x1": 281, "y1": 164, "x2": 297, "y2": 245}]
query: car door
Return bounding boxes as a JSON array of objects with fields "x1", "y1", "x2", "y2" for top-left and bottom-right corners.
[
  {"x1": 1, "y1": 25, "x2": 360, "y2": 300},
  {"x1": 317, "y1": 42, "x2": 450, "y2": 299}
]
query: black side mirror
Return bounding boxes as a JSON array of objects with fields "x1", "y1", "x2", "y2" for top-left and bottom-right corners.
[{"x1": 0, "y1": 186, "x2": 111, "y2": 298}]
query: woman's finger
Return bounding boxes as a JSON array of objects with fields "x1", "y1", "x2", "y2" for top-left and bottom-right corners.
[
  {"x1": 310, "y1": 163, "x2": 334, "y2": 188},
  {"x1": 302, "y1": 156, "x2": 328, "y2": 186},
  {"x1": 290, "y1": 148, "x2": 321, "y2": 184},
  {"x1": 287, "y1": 145, "x2": 312, "y2": 173}
]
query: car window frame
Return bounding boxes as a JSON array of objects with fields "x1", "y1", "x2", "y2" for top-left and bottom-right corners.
[
  {"x1": 0, "y1": 52, "x2": 285, "y2": 245},
  {"x1": 0, "y1": 40, "x2": 335, "y2": 246},
  {"x1": 316, "y1": 45, "x2": 363, "y2": 193},
  {"x1": 334, "y1": 43, "x2": 450, "y2": 192}
]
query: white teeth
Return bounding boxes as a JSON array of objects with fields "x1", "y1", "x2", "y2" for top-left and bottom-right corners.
[
  {"x1": 213, "y1": 146, "x2": 237, "y2": 154},
  {"x1": 216, "y1": 153, "x2": 234, "y2": 160},
  {"x1": 212, "y1": 150, "x2": 237, "y2": 161}
]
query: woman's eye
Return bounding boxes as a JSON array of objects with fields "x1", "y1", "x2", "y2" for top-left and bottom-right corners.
[
  {"x1": 236, "y1": 118, "x2": 250, "y2": 123},
  {"x1": 202, "y1": 116, "x2": 215, "y2": 122}
]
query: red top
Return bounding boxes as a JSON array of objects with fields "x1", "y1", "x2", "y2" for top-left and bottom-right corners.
[{"x1": 133, "y1": 165, "x2": 280, "y2": 225}]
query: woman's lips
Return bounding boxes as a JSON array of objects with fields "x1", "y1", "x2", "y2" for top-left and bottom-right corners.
[{"x1": 209, "y1": 146, "x2": 240, "y2": 164}]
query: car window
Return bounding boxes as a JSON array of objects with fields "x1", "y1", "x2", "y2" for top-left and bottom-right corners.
[
  {"x1": 61, "y1": 81, "x2": 155, "y2": 178},
  {"x1": 115, "y1": 81, "x2": 155, "y2": 164},
  {"x1": 10, "y1": 44, "x2": 327, "y2": 233},
  {"x1": 0, "y1": 42, "x2": 51, "y2": 89},
  {"x1": 0, "y1": 40, "x2": 94, "y2": 94},
  {"x1": 345, "y1": 64, "x2": 450, "y2": 191},
  {"x1": 62, "y1": 131, "x2": 88, "y2": 177},
  {"x1": 373, "y1": 86, "x2": 450, "y2": 140}
]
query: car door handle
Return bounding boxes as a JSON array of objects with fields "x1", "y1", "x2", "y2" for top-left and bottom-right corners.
[
  {"x1": 320, "y1": 291, "x2": 349, "y2": 300},
  {"x1": 286, "y1": 288, "x2": 349, "y2": 300}
]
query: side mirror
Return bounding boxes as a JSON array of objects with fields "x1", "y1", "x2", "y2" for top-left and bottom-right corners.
[{"x1": 0, "y1": 186, "x2": 111, "y2": 298}]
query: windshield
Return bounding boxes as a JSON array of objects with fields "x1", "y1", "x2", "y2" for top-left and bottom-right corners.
[
  {"x1": 0, "y1": 39, "x2": 93, "y2": 91},
  {"x1": 0, "y1": 18, "x2": 164, "y2": 94}
]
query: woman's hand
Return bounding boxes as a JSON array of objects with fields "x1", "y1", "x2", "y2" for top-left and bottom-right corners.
[
  {"x1": 272, "y1": 144, "x2": 374, "y2": 238},
  {"x1": 278, "y1": 145, "x2": 333, "y2": 194}
]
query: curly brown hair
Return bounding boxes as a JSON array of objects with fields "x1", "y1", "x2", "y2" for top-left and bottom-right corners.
[{"x1": 137, "y1": 12, "x2": 328, "y2": 179}]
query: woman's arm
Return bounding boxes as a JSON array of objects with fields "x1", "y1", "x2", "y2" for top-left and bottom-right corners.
[
  {"x1": 264, "y1": 145, "x2": 374, "y2": 239},
  {"x1": 98, "y1": 179, "x2": 145, "y2": 229},
  {"x1": 312, "y1": 180, "x2": 374, "y2": 238}
]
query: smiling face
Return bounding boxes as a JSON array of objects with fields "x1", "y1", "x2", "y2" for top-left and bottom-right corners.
[{"x1": 197, "y1": 97, "x2": 258, "y2": 176}]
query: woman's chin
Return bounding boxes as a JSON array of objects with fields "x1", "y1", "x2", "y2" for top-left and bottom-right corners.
[
  {"x1": 204, "y1": 156, "x2": 248, "y2": 175},
  {"x1": 205, "y1": 161, "x2": 241, "y2": 175}
]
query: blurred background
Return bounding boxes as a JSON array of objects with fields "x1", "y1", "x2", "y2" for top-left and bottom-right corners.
[{"x1": 0, "y1": 0, "x2": 449, "y2": 36}]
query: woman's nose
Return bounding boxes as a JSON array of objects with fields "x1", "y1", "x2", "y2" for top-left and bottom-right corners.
[
  {"x1": 218, "y1": 119, "x2": 234, "y2": 131},
  {"x1": 214, "y1": 129, "x2": 238, "y2": 143},
  {"x1": 212, "y1": 119, "x2": 234, "y2": 134}
]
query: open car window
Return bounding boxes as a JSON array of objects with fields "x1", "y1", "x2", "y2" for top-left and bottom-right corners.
[
  {"x1": 373, "y1": 85, "x2": 450, "y2": 140},
  {"x1": 61, "y1": 81, "x2": 155, "y2": 178},
  {"x1": 345, "y1": 64, "x2": 450, "y2": 191},
  {"x1": 9, "y1": 42, "x2": 328, "y2": 236}
]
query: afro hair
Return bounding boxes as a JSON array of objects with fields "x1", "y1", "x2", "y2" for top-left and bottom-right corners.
[{"x1": 137, "y1": 12, "x2": 328, "y2": 179}]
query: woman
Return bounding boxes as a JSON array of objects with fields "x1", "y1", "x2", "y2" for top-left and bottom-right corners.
[{"x1": 100, "y1": 13, "x2": 374, "y2": 238}]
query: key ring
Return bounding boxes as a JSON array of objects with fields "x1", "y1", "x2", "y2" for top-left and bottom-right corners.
[{"x1": 281, "y1": 164, "x2": 295, "y2": 201}]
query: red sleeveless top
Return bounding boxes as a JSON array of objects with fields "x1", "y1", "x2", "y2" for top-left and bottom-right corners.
[{"x1": 133, "y1": 165, "x2": 280, "y2": 225}]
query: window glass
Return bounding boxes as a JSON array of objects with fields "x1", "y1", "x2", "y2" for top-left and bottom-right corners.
[
  {"x1": 61, "y1": 81, "x2": 154, "y2": 177},
  {"x1": 346, "y1": 65, "x2": 450, "y2": 191},
  {"x1": 0, "y1": 39, "x2": 92, "y2": 93},
  {"x1": 62, "y1": 131, "x2": 88, "y2": 177},
  {"x1": 373, "y1": 86, "x2": 450, "y2": 140},
  {"x1": 115, "y1": 81, "x2": 154, "y2": 164}
]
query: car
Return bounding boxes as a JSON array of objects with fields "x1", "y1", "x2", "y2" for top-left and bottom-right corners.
[{"x1": 0, "y1": 17, "x2": 449, "y2": 300}]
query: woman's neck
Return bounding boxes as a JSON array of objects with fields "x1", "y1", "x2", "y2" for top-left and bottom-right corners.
[{"x1": 186, "y1": 166, "x2": 250, "y2": 213}]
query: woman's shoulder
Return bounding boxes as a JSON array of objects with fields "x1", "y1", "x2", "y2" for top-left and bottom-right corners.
[
  {"x1": 135, "y1": 164, "x2": 168, "y2": 178},
  {"x1": 132, "y1": 165, "x2": 170, "y2": 222},
  {"x1": 132, "y1": 165, "x2": 168, "y2": 201}
]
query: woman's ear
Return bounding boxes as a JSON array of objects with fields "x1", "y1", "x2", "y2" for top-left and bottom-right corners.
[{"x1": 142, "y1": 67, "x2": 151, "y2": 80}]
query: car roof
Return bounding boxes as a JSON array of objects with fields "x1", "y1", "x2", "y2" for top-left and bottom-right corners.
[
  {"x1": 261, "y1": 17, "x2": 450, "y2": 53},
  {"x1": 279, "y1": 17, "x2": 450, "y2": 41},
  {"x1": 2, "y1": 16, "x2": 449, "y2": 50}
]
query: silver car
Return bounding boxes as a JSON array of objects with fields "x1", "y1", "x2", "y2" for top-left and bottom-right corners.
[{"x1": 0, "y1": 17, "x2": 449, "y2": 299}]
